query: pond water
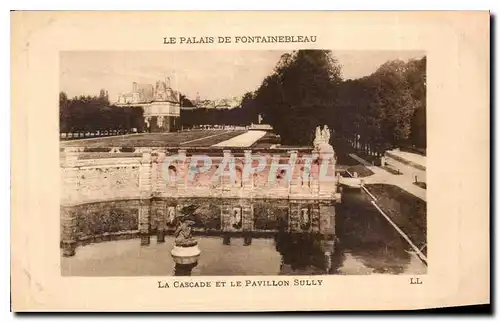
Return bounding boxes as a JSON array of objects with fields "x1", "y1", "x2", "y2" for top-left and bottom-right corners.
[{"x1": 61, "y1": 188, "x2": 426, "y2": 276}]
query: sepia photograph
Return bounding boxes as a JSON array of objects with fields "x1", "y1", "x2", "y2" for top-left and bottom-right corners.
[
  {"x1": 11, "y1": 10, "x2": 490, "y2": 312},
  {"x1": 59, "y1": 50, "x2": 427, "y2": 277}
]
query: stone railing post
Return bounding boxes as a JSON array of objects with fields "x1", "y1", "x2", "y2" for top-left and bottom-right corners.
[
  {"x1": 177, "y1": 149, "x2": 187, "y2": 190},
  {"x1": 140, "y1": 152, "x2": 152, "y2": 198},
  {"x1": 243, "y1": 150, "x2": 253, "y2": 190},
  {"x1": 222, "y1": 150, "x2": 232, "y2": 189},
  {"x1": 153, "y1": 152, "x2": 166, "y2": 194}
]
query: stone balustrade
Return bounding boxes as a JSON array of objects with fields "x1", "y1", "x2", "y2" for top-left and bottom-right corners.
[{"x1": 60, "y1": 148, "x2": 341, "y2": 206}]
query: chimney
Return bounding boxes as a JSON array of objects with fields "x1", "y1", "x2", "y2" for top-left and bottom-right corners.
[{"x1": 132, "y1": 82, "x2": 138, "y2": 93}]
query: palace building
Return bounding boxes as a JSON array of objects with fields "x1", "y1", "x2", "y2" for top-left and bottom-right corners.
[{"x1": 116, "y1": 78, "x2": 181, "y2": 133}]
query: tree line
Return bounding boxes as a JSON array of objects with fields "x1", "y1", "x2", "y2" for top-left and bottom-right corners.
[
  {"x1": 180, "y1": 101, "x2": 259, "y2": 128},
  {"x1": 178, "y1": 50, "x2": 426, "y2": 153},
  {"x1": 333, "y1": 57, "x2": 426, "y2": 153},
  {"x1": 248, "y1": 50, "x2": 426, "y2": 151},
  {"x1": 59, "y1": 90, "x2": 145, "y2": 134},
  {"x1": 59, "y1": 51, "x2": 426, "y2": 154}
]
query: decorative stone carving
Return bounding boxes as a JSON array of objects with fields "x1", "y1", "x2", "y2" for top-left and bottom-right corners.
[
  {"x1": 313, "y1": 125, "x2": 335, "y2": 165},
  {"x1": 171, "y1": 215, "x2": 201, "y2": 275},
  {"x1": 157, "y1": 116, "x2": 164, "y2": 128},
  {"x1": 323, "y1": 125, "x2": 330, "y2": 144},
  {"x1": 313, "y1": 126, "x2": 322, "y2": 148},
  {"x1": 300, "y1": 207, "x2": 311, "y2": 231},
  {"x1": 174, "y1": 219, "x2": 198, "y2": 247},
  {"x1": 230, "y1": 207, "x2": 243, "y2": 230},
  {"x1": 167, "y1": 206, "x2": 176, "y2": 226},
  {"x1": 313, "y1": 125, "x2": 332, "y2": 148}
]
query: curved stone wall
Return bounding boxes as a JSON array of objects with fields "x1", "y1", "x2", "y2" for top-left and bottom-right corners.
[{"x1": 60, "y1": 148, "x2": 340, "y2": 256}]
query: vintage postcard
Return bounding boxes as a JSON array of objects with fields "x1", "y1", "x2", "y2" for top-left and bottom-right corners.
[{"x1": 11, "y1": 11, "x2": 490, "y2": 311}]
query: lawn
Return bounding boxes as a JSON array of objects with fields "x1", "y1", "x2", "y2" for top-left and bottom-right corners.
[
  {"x1": 60, "y1": 130, "x2": 245, "y2": 148},
  {"x1": 346, "y1": 165, "x2": 374, "y2": 178},
  {"x1": 364, "y1": 184, "x2": 427, "y2": 255},
  {"x1": 250, "y1": 132, "x2": 281, "y2": 148},
  {"x1": 332, "y1": 138, "x2": 375, "y2": 177}
]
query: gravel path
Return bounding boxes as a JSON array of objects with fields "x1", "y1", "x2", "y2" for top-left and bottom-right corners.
[{"x1": 212, "y1": 130, "x2": 267, "y2": 147}]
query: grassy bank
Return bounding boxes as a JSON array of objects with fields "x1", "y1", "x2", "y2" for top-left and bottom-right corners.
[
  {"x1": 60, "y1": 130, "x2": 245, "y2": 148},
  {"x1": 364, "y1": 184, "x2": 427, "y2": 255},
  {"x1": 346, "y1": 165, "x2": 374, "y2": 178}
]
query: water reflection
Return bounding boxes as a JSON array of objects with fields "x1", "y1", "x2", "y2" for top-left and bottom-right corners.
[
  {"x1": 335, "y1": 188, "x2": 421, "y2": 274},
  {"x1": 182, "y1": 189, "x2": 424, "y2": 275},
  {"x1": 275, "y1": 232, "x2": 337, "y2": 275},
  {"x1": 178, "y1": 197, "x2": 339, "y2": 275}
]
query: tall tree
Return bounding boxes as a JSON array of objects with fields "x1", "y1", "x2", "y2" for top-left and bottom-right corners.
[{"x1": 254, "y1": 50, "x2": 342, "y2": 145}]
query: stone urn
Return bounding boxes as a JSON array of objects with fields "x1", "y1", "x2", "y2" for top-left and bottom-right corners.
[
  {"x1": 171, "y1": 244, "x2": 201, "y2": 265},
  {"x1": 171, "y1": 219, "x2": 201, "y2": 275}
]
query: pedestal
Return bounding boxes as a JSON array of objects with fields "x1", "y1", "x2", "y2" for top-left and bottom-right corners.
[
  {"x1": 243, "y1": 232, "x2": 252, "y2": 246},
  {"x1": 140, "y1": 234, "x2": 150, "y2": 246},
  {"x1": 222, "y1": 234, "x2": 231, "y2": 245},
  {"x1": 171, "y1": 245, "x2": 201, "y2": 265},
  {"x1": 171, "y1": 245, "x2": 201, "y2": 276},
  {"x1": 157, "y1": 230, "x2": 165, "y2": 243},
  {"x1": 174, "y1": 263, "x2": 198, "y2": 276}
]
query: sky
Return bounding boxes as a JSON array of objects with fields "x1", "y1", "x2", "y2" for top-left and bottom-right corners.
[{"x1": 60, "y1": 50, "x2": 425, "y2": 102}]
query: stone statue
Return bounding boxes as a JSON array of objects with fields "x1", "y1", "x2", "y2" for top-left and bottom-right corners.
[
  {"x1": 312, "y1": 125, "x2": 336, "y2": 163},
  {"x1": 167, "y1": 206, "x2": 176, "y2": 227},
  {"x1": 231, "y1": 208, "x2": 243, "y2": 230},
  {"x1": 157, "y1": 116, "x2": 164, "y2": 128},
  {"x1": 313, "y1": 126, "x2": 322, "y2": 148},
  {"x1": 174, "y1": 218, "x2": 198, "y2": 247},
  {"x1": 323, "y1": 125, "x2": 330, "y2": 144},
  {"x1": 313, "y1": 125, "x2": 332, "y2": 146}
]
